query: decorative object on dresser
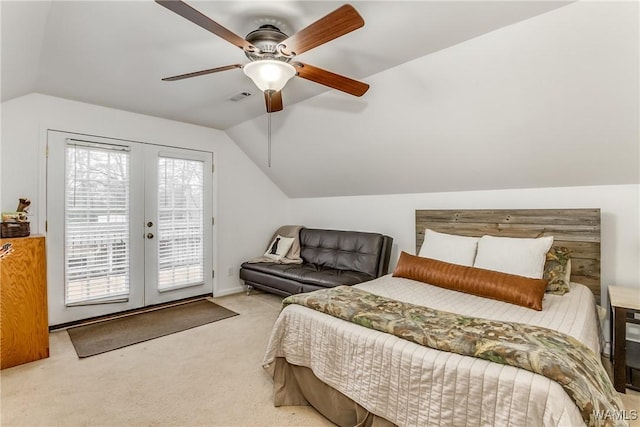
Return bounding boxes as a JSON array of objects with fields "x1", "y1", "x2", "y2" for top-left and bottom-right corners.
[
  {"x1": 1, "y1": 197, "x2": 32, "y2": 238},
  {"x1": 608, "y1": 285, "x2": 640, "y2": 393},
  {"x1": 0, "y1": 235, "x2": 49, "y2": 369},
  {"x1": 240, "y1": 227, "x2": 393, "y2": 296}
]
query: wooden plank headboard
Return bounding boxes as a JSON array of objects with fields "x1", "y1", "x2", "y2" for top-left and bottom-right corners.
[{"x1": 415, "y1": 209, "x2": 601, "y2": 303}]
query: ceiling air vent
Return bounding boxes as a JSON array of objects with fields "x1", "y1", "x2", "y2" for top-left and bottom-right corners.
[{"x1": 229, "y1": 92, "x2": 252, "y2": 102}]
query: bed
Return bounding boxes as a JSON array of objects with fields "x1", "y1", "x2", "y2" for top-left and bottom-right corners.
[{"x1": 262, "y1": 209, "x2": 621, "y2": 427}]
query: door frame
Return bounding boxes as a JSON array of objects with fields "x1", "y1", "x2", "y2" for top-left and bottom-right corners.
[{"x1": 45, "y1": 130, "x2": 216, "y2": 326}]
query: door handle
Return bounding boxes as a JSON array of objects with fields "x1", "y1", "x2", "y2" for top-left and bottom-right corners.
[{"x1": 147, "y1": 233, "x2": 154, "y2": 239}]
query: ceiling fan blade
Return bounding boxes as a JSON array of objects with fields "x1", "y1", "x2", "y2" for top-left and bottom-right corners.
[
  {"x1": 155, "y1": 1, "x2": 256, "y2": 52},
  {"x1": 293, "y1": 62, "x2": 369, "y2": 97},
  {"x1": 264, "y1": 90, "x2": 283, "y2": 113},
  {"x1": 162, "y1": 64, "x2": 242, "y2": 82},
  {"x1": 279, "y1": 4, "x2": 364, "y2": 57},
  {"x1": 161, "y1": 64, "x2": 242, "y2": 81}
]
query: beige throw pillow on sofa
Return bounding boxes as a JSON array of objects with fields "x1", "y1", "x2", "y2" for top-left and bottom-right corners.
[{"x1": 264, "y1": 235, "x2": 295, "y2": 261}]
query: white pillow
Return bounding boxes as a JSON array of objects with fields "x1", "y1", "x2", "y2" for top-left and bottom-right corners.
[
  {"x1": 418, "y1": 229, "x2": 480, "y2": 267},
  {"x1": 473, "y1": 235, "x2": 554, "y2": 279},
  {"x1": 264, "y1": 235, "x2": 294, "y2": 261}
]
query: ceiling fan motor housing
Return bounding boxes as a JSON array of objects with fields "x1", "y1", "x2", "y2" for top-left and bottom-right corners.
[{"x1": 244, "y1": 25, "x2": 291, "y2": 62}]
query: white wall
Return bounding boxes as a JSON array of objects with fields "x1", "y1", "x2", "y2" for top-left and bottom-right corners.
[
  {"x1": 289, "y1": 184, "x2": 640, "y2": 307},
  {"x1": 0, "y1": 93, "x2": 290, "y2": 296},
  {"x1": 226, "y1": 1, "x2": 639, "y2": 199},
  {"x1": 290, "y1": 184, "x2": 640, "y2": 345}
]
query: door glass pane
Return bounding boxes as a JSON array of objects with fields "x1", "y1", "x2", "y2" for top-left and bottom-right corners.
[
  {"x1": 65, "y1": 143, "x2": 130, "y2": 305},
  {"x1": 157, "y1": 157, "x2": 204, "y2": 290}
]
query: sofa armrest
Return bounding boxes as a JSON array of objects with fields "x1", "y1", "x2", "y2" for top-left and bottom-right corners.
[{"x1": 376, "y1": 235, "x2": 393, "y2": 277}]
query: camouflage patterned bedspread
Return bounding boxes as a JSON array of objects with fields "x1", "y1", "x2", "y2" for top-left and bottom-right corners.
[{"x1": 283, "y1": 285, "x2": 626, "y2": 427}]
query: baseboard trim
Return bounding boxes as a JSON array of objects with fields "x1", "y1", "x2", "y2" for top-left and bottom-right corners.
[{"x1": 214, "y1": 286, "x2": 245, "y2": 297}]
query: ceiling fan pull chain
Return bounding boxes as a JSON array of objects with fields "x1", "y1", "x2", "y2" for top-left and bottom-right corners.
[{"x1": 268, "y1": 92, "x2": 272, "y2": 168}]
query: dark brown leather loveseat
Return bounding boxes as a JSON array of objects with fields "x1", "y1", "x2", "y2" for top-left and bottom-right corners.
[{"x1": 240, "y1": 228, "x2": 393, "y2": 297}]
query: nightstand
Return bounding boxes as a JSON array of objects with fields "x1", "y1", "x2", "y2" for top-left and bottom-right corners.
[{"x1": 609, "y1": 285, "x2": 640, "y2": 393}]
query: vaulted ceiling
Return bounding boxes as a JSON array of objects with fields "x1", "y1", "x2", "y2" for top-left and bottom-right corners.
[
  {"x1": 2, "y1": 1, "x2": 638, "y2": 198},
  {"x1": 2, "y1": 1, "x2": 572, "y2": 129}
]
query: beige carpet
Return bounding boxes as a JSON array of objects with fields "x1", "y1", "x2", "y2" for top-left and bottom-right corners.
[
  {"x1": 1, "y1": 291, "x2": 639, "y2": 427},
  {"x1": 0, "y1": 292, "x2": 332, "y2": 427}
]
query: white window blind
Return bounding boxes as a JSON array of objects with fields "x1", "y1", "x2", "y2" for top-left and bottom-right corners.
[
  {"x1": 65, "y1": 141, "x2": 130, "y2": 305},
  {"x1": 157, "y1": 156, "x2": 204, "y2": 291}
]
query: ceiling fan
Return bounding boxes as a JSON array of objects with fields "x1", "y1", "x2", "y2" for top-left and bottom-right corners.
[{"x1": 156, "y1": 1, "x2": 370, "y2": 113}]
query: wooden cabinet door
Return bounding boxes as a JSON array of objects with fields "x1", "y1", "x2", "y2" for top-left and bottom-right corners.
[{"x1": 0, "y1": 235, "x2": 49, "y2": 369}]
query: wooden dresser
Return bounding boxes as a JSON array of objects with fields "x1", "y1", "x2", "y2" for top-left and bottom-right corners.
[{"x1": 0, "y1": 235, "x2": 49, "y2": 369}]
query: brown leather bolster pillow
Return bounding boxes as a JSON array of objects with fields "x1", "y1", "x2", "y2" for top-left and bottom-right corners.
[{"x1": 392, "y1": 252, "x2": 547, "y2": 311}]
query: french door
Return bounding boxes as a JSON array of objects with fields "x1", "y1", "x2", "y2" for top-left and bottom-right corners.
[{"x1": 47, "y1": 131, "x2": 213, "y2": 326}]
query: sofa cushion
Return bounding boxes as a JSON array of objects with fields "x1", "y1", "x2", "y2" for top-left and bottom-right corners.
[
  {"x1": 300, "y1": 229, "x2": 384, "y2": 278},
  {"x1": 241, "y1": 262, "x2": 375, "y2": 288}
]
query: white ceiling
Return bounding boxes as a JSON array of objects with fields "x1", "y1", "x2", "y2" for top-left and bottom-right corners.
[
  {"x1": 2, "y1": 0, "x2": 572, "y2": 130},
  {"x1": 3, "y1": 1, "x2": 637, "y2": 199},
  {"x1": 226, "y1": 0, "x2": 639, "y2": 197}
]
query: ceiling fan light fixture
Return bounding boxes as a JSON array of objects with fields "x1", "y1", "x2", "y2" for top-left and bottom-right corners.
[{"x1": 243, "y1": 60, "x2": 296, "y2": 93}]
